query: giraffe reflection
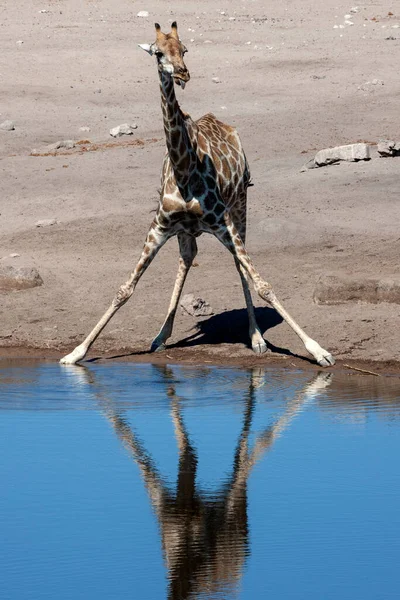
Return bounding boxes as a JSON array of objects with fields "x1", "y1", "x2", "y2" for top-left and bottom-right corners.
[{"x1": 99, "y1": 367, "x2": 332, "y2": 599}]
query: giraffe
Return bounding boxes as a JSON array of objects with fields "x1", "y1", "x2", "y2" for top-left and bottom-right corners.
[{"x1": 60, "y1": 21, "x2": 335, "y2": 367}]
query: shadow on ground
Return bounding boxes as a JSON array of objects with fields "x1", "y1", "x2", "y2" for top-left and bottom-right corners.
[{"x1": 169, "y1": 307, "x2": 283, "y2": 350}]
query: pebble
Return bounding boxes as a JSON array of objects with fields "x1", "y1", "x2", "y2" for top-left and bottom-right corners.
[
  {"x1": 212, "y1": 77, "x2": 221, "y2": 83},
  {"x1": 79, "y1": 126, "x2": 91, "y2": 132},
  {"x1": 0, "y1": 120, "x2": 15, "y2": 131},
  {"x1": 9, "y1": 253, "x2": 20, "y2": 258},
  {"x1": 47, "y1": 140, "x2": 75, "y2": 150},
  {"x1": 180, "y1": 293, "x2": 213, "y2": 317},
  {"x1": 35, "y1": 219, "x2": 57, "y2": 228},
  {"x1": 109, "y1": 123, "x2": 138, "y2": 137},
  {"x1": 16, "y1": 40, "x2": 23, "y2": 45},
  {"x1": 137, "y1": 11, "x2": 149, "y2": 18}
]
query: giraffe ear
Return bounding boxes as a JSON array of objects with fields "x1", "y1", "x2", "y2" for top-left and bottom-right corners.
[
  {"x1": 170, "y1": 21, "x2": 179, "y2": 39},
  {"x1": 138, "y1": 43, "x2": 154, "y2": 55}
]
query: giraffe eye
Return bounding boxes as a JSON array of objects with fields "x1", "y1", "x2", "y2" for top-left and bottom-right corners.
[{"x1": 155, "y1": 51, "x2": 163, "y2": 58}]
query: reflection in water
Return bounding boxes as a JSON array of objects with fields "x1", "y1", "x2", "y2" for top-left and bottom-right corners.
[
  {"x1": 75, "y1": 365, "x2": 332, "y2": 599},
  {"x1": 1, "y1": 361, "x2": 400, "y2": 600}
]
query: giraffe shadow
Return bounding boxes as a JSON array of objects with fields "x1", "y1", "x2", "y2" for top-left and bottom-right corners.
[{"x1": 167, "y1": 307, "x2": 296, "y2": 356}]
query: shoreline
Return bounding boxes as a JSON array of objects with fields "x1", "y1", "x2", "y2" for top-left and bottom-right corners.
[{"x1": 1, "y1": 344, "x2": 399, "y2": 377}]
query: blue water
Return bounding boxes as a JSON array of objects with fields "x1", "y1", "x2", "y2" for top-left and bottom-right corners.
[{"x1": 1, "y1": 362, "x2": 400, "y2": 600}]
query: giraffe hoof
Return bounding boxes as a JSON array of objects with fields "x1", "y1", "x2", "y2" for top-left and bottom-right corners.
[
  {"x1": 252, "y1": 340, "x2": 269, "y2": 354},
  {"x1": 317, "y1": 352, "x2": 335, "y2": 367},
  {"x1": 150, "y1": 341, "x2": 166, "y2": 353}
]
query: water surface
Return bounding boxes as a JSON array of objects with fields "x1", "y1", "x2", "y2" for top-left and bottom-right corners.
[{"x1": 1, "y1": 362, "x2": 400, "y2": 600}]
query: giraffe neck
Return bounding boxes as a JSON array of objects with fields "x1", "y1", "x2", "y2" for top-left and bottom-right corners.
[{"x1": 159, "y1": 71, "x2": 196, "y2": 187}]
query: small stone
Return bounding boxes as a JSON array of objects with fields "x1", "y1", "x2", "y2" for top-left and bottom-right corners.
[
  {"x1": 9, "y1": 253, "x2": 20, "y2": 258},
  {"x1": 16, "y1": 40, "x2": 23, "y2": 45},
  {"x1": 94, "y1": 88, "x2": 102, "y2": 94},
  {"x1": 79, "y1": 126, "x2": 91, "y2": 132},
  {"x1": 109, "y1": 123, "x2": 138, "y2": 137},
  {"x1": 47, "y1": 140, "x2": 75, "y2": 151},
  {"x1": 35, "y1": 218, "x2": 57, "y2": 227},
  {"x1": 350, "y1": 7, "x2": 360, "y2": 13},
  {"x1": 344, "y1": 20, "x2": 354, "y2": 25},
  {"x1": 137, "y1": 11, "x2": 149, "y2": 18},
  {"x1": 228, "y1": 16, "x2": 236, "y2": 21},
  {"x1": 212, "y1": 77, "x2": 221, "y2": 83},
  {"x1": 314, "y1": 143, "x2": 371, "y2": 166},
  {"x1": 377, "y1": 140, "x2": 400, "y2": 157},
  {"x1": 0, "y1": 120, "x2": 15, "y2": 131},
  {"x1": 0, "y1": 266, "x2": 44, "y2": 292},
  {"x1": 314, "y1": 274, "x2": 400, "y2": 305},
  {"x1": 39, "y1": 9, "x2": 49, "y2": 13},
  {"x1": 180, "y1": 293, "x2": 214, "y2": 317}
]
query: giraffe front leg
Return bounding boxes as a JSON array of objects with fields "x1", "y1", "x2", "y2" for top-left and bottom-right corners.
[
  {"x1": 215, "y1": 215, "x2": 335, "y2": 367},
  {"x1": 60, "y1": 226, "x2": 169, "y2": 365},
  {"x1": 151, "y1": 234, "x2": 198, "y2": 352}
]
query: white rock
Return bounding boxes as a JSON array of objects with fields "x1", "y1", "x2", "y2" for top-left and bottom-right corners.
[
  {"x1": 350, "y1": 7, "x2": 360, "y2": 13},
  {"x1": 109, "y1": 123, "x2": 138, "y2": 137},
  {"x1": 137, "y1": 11, "x2": 149, "y2": 18},
  {"x1": 79, "y1": 126, "x2": 91, "y2": 132},
  {"x1": 212, "y1": 77, "x2": 221, "y2": 83},
  {"x1": 344, "y1": 14, "x2": 352, "y2": 19},
  {"x1": 344, "y1": 20, "x2": 354, "y2": 25},
  {"x1": 0, "y1": 120, "x2": 15, "y2": 131},
  {"x1": 9, "y1": 253, "x2": 20, "y2": 258},
  {"x1": 36, "y1": 219, "x2": 58, "y2": 227},
  {"x1": 314, "y1": 143, "x2": 371, "y2": 166},
  {"x1": 16, "y1": 40, "x2": 23, "y2": 45},
  {"x1": 228, "y1": 16, "x2": 236, "y2": 21}
]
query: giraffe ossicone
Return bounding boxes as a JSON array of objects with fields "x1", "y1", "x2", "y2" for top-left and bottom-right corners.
[{"x1": 60, "y1": 21, "x2": 335, "y2": 367}]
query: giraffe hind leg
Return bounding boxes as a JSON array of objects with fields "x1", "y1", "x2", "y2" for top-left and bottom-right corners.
[
  {"x1": 215, "y1": 215, "x2": 335, "y2": 367},
  {"x1": 234, "y1": 257, "x2": 268, "y2": 354}
]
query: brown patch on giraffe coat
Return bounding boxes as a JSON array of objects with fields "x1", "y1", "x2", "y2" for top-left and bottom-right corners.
[
  {"x1": 162, "y1": 196, "x2": 182, "y2": 212},
  {"x1": 186, "y1": 200, "x2": 203, "y2": 216}
]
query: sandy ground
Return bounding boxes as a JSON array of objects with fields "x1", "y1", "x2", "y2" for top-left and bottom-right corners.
[{"x1": 0, "y1": 0, "x2": 399, "y2": 371}]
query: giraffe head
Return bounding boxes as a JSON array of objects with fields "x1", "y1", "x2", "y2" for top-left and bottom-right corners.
[{"x1": 139, "y1": 22, "x2": 190, "y2": 88}]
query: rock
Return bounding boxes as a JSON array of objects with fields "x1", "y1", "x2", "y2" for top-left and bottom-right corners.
[
  {"x1": 377, "y1": 140, "x2": 400, "y2": 157},
  {"x1": 358, "y1": 79, "x2": 384, "y2": 92},
  {"x1": 180, "y1": 293, "x2": 214, "y2": 317},
  {"x1": 35, "y1": 218, "x2": 57, "y2": 227},
  {"x1": 9, "y1": 253, "x2": 20, "y2": 258},
  {"x1": 109, "y1": 123, "x2": 138, "y2": 137},
  {"x1": 79, "y1": 126, "x2": 91, "y2": 132},
  {"x1": 0, "y1": 266, "x2": 43, "y2": 292},
  {"x1": 16, "y1": 40, "x2": 24, "y2": 45},
  {"x1": 0, "y1": 120, "x2": 15, "y2": 131},
  {"x1": 47, "y1": 140, "x2": 75, "y2": 151},
  {"x1": 314, "y1": 143, "x2": 371, "y2": 166},
  {"x1": 313, "y1": 274, "x2": 400, "y2": 305},
  {"x1": 137, "y1": 11, "x2": 149, "y2": 17},
  {"x1": 212, "y1": 77, "x2": 221, "y2": 83}
]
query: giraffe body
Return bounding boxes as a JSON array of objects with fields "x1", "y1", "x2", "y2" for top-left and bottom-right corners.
[{"x1": 60, "y1": 22, "x2": 335, "y2": 367}]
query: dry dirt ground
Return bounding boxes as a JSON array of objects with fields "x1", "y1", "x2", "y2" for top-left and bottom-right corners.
[{"x1": 0, "y1": 0, "x2": 399, "y2": 372}]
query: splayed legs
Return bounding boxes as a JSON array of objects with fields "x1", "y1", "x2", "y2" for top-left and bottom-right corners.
[
  {"x1": 60, "y1": 226, "x2": 169, "y2": 365},
  {"x1": 216, "y1": 214, "x2": 335, "y2": 367}
]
